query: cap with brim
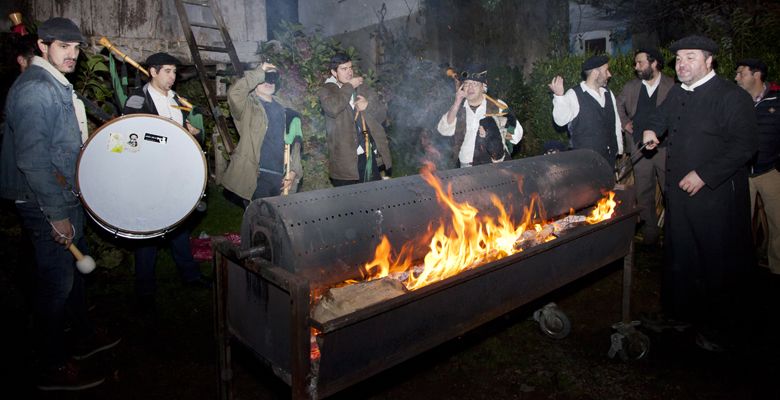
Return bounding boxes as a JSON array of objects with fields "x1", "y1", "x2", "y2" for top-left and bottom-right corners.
[
  {"x1": 669, "y1": 35, "x2": 718, "y2": 54},
  {"x1": 582, "y1": 55, "x2": 609, "y2": 72},
  {"x1": 145, "y1": 52, "x2": 181, "y2": 66},
  {"x1": 461, "y1": 63, "x2": 487, "y2": 84},
  {"x1": 636, "y1": 47, "x2": 664, "y2": 68},
  {"x1": 38, "y1": 17, "x2": 86, "y2": 45}
]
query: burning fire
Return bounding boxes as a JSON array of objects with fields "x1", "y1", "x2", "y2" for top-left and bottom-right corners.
[{"x1": 360, "y1": 166, "x2": 617, "y2": 291}]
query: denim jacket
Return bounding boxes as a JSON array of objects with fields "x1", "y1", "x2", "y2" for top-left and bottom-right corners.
[{"x1": 0, "y1": 57, "x2": 83, "y2": 221}]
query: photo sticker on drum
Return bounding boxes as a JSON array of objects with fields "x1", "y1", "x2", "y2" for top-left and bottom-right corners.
[
  {"x1": 108, "y1": 132, "x2": 124, "y2": 153},
  {"x1": 125, "y1": 133, "x2": 140, "y2": 153},
  {"x1": 144, "y1": 133, "x2": 168, "y2": 144}
]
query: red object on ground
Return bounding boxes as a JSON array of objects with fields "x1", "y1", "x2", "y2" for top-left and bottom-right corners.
[{"x1": 191, "y1": 233, "x2": 241, "y2": 262}]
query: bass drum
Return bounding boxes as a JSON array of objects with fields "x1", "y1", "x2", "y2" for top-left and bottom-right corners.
[{"x1": 76, "y1": 114, "x2": 207, "y2": 239}]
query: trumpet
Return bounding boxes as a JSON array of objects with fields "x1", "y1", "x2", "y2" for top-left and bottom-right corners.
[{"x1": 445, "y1": 67, "x2": 508, "y2": 112}]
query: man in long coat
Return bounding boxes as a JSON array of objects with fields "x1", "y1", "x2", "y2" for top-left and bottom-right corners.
[{"x1": 643, "y1": 35, "x2": 758, "y2": 351}]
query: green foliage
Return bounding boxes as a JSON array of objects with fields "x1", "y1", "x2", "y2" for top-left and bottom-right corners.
[{"x1": 74, "y1": 50, "x2": 114, "y2": 112}]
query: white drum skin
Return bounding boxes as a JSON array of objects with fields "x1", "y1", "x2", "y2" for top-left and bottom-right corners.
[{"x1": 76, "y1": 114, "x2": 207, "y2": 239}]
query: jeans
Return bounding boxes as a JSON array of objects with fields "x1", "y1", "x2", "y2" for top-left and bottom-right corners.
[
  {"x1": 16, "y1": 202, "x2": 92, "y2": 369},
  {"x1": 134, "y1": 226, "x2": 202, "y2": 297}
]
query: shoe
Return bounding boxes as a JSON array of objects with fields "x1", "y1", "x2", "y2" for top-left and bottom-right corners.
[
  {"x1": 72, "y1": 327, "x2": 121, "y2": 360},
  {"x1": 639, "y1": 312, "x2": 691, "y2": 333},
  {"x1": 185, "y1": 275, "x2": 213, "y2": 289},
  {"x1": 37, "y1": 360, "x2": 105, "y2": 391},
  {"x1": 695, "y1": 332, "x2": 726, "y2": 353}
]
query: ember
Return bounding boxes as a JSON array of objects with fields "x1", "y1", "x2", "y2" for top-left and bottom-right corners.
[{"x1": 354, "y1": 166, "x2": 617, "y2": 292}]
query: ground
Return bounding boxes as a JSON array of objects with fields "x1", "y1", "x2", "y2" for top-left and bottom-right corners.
[{"x1": 1, "y1": 187, "x2": 779, "y2": 400}]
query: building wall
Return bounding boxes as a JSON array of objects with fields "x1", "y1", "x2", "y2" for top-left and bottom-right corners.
[{"x1": 18, "y1": 0, "x2": 268, "y2": 64}]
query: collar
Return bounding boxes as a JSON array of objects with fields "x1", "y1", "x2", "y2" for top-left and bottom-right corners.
[
  {"x1": 31, "y1": 56, "x2": 71, "y2": 87},
  {"x1": 325, "y1": 76, "x2": 341, "y2": 87},
  {"x1": 462, "y1": 98, "x2": 486, "y2": 113},
  {"x1": 642, "y1": 74, "x2": 661, "y2": 91},
  {"x1": 681, "y1": 70, "x2": 716, "y2": 91},
  {"x1": 147, "y1": 83, "x2": 175, "y2": 100}
]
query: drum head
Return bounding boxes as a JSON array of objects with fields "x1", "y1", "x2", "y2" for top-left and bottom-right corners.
[{"x1": 77, "y1": 114, "x2": 207, "y2": 238}]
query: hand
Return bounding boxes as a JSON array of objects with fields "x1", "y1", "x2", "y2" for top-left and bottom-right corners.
[
  {"x1": 50, "y1": 218, "x2": 74, "y2": 247},
  {"x1": 642, "y1": 130, "x2": 659, "y2": 150},
  {"x1": 624, "y1": 120, "x2": 634, "y2": 134},
  {"x1": 261, "y1": 62, "x2": 277, "y2": 72},
  {"x1": 355, "y1": 95, "x2": 368, "y2": 112},
  {"x1": 548, "y1": 76, "x2": 565, "y2": 96},
  {"x1": 349, "y1": 76, "x2": 364, "y2": 88},
  {"x1": 478, "y1": 126, "x2": 487, "y2": 138},
  {"x1": 185, "y1": 121, "x2": 200, "y2": 136},
  {"x1": 455, "y1": 83, "x2": 467, "y2": 103},
  {"x1": 281, "y1": 171, "x2": 297, "y2": 192},
  {"x1": 679, "y1": 170, "x2": 705, "y2": 196}
]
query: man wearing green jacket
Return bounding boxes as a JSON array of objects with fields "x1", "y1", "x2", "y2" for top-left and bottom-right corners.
[{"x1": 223, "y1": 63, "x2": 303, "y2": 205}]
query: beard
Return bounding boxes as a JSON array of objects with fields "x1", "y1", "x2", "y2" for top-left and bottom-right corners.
[{"x1": 636, "y1": 66, "x2": 653, "y2": 81}]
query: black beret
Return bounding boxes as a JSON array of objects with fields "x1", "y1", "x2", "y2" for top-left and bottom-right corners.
[
  {"x1": 461, "y1": 63, "x2": 488, "y2": 84},
  {"x1": 636, "y1": 47, "x2": 664, "y2": 68},
  {"x1": 669, "y1": 35, "x2": 718, "y2": 54},
  {"x1": 736, "y1": 58, "x2": 768, "y2": 76},
  {"x1": 145, "y1": 52, "x2": 181, "y2": 66},
  {"x1": 581, "y1": 55, "x2": 609, "y2": 72},
  {"x1": 38, "y1": 17, "x2": 86, "y2": 45}
]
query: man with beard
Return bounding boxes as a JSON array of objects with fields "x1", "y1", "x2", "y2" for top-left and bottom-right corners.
[
  {"x1": 1, "y1": 17, "x2": 120, "y2": 390},
  {"x1": 617, "y1": 48, "x2": 675, "y2": 245},
  {"x1": 734, "y1": 58, "x2": 780, "y2": 276},
  {"x1": 549, "y1": 55, "x2": 623, "y2": 166},
  {"x1": 437, "y1": 64, "x2": 523, "y2": 167},
  {"x1": 643, "y1": 36, "x2": 758, "y2": 351},
  {"x1": 123, "y1": 53, "x2": 211, "y2": 312}
]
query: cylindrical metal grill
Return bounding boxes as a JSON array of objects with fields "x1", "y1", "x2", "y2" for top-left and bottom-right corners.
[{"x1": 242, "y1": 149, "x2": 614, "y2": 288}]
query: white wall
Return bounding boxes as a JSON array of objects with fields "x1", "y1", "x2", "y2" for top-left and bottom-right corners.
[{"x1": 299, "y1": 0, "x2": 421, "y2": 37}]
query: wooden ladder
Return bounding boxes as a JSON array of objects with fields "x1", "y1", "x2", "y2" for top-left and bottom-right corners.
[{"x1": 173, "y1": 0, "x2": 244, "y2": 155}]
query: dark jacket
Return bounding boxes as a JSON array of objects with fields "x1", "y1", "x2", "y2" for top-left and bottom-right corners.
[
  {"x1": 751, "y1": 87, "x2": 780, "y2": 176},
  {"x1": 617, "y1": 74, "x2": 675, "y2": 145},
  {"x1": 122, "y1": 84, "x2": 198, "y2": 135},
  {"x1": 0, "y1": 58, "x2": 83, "y2": 221},
  {"x1": 319, "y1": 78, "x2": 392, "y2": 181}
]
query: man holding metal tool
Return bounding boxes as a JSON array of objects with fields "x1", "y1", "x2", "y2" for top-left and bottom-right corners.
[
  {"x1": 1, "y1": 17, "x2": 119, "y2": 391},
  {"x1": 320, "y1": 52, "x2": 392, "y2": 185},
  {"x1": 549, "y1": 55, "x2": 623, "y2": 167},
  {"x1": 438, "y1": 64, "x2": 523, "y2": 168},
  {"x1": 617, "y1": 48, "x2": 675, "y2": 245},
  {"x1": 223, "y1": 62, "x2": 302, "y2": 201},
  {"x1": 643, "y1": 36, "x2": 757, "y2": 352}
]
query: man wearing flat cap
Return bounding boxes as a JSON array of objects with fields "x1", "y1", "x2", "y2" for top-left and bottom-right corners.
[
  {"x1": 735, "y1": 58, "x2": 780, "y2": 277},
  {"x1": 1, "y1": 17, "x2": 120, "y2": 390},
  {"x1": 437, "y1": 64, "x2": 523, "y2": 167},
  {"x1": 616, "y1": 48, "x2": 675, "y2": 245},
  {"x1": 643, "y1": 35, "x2": 758, "y2": 351},
  {"x1": 549, "y1": 55, "x2": 623, "y2": 165},
  {"x1": 122, "y1": 52, "x2": 211, "y2": 311}
]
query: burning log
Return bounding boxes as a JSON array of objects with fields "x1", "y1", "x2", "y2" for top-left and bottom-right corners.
[{"x1": 312, "y1": 278, "x2": 406, "y2": 323}]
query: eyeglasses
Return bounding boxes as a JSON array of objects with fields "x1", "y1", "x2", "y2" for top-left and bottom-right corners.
[{"x1": 462, "y1": 81, "x2": 483, "y2": 88}]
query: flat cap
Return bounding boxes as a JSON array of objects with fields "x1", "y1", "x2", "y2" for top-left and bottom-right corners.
[
  {"x1": 669, "y1": 35, "x2": 718, "y2": 54},
  {"x1": 461, "y1": 63, "x2": 488, "y2": 84},
  {"x1": 581, "y1": 55, "x2": 609, "y2": 72},
  {"x1": 636, "y1": 47, "x2": 664, "y2": 68},
  {"x1": 38, "y1": 17, "x2": 86, "y2": 45},
  {"x1": 145, "y1": 52, "x2": 181, "y2": 66}
]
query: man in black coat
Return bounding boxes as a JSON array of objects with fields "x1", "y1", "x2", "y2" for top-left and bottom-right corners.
[{"x1": 643, "y1": 36, "x2": 758, "y2": 351}]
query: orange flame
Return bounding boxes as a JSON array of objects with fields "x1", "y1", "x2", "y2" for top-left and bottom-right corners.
[{"x1": 359, "y1": 166, "x2": 616, "y2": 291}]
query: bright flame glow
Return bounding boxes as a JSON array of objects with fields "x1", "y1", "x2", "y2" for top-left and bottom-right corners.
[{"x1": 360, "y1": 166, "x2": 617, "y2": 291}]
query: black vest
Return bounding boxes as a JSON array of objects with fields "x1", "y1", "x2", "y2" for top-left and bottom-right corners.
[
  {"x1": 569, "y1": 85, "x2": 617, "y2": 162},
  {"x1": 632, "y1": 84, "x2": 661, "y2": 147}
]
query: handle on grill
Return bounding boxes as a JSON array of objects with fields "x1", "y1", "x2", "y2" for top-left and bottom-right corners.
[{"x1": 236, "y1": 244, "x2": 268, "y2": 260}]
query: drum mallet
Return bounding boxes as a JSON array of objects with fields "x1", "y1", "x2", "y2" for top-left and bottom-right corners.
[{"x1": 68, "y1": 243, "x2": 97, "y2": 274}]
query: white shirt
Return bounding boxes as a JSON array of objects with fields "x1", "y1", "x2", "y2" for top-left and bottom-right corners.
[
  {"x1": 681, "y1": 70, "x2": 716, "y2": 92},
  {"x1": 437, "y1": 98, "x2": 524, "y2": 164},
  {"x1": 642, "y1": 74, "x2": 662, "y2": 97},
  {"x1": 149, "y1": 86, "x2": 184, "y2": 125},
  {"x1": 551, "y1": 81, "x2": 624, "y2": 154}
]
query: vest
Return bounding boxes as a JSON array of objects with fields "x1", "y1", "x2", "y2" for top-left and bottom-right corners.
[
  {"x1": 569, "y1": 85, "x2": 617, "y2": 162},
  {"x1": 632, "y1": 84, "x2": 662, "y2": 147},
  {"x1": 453, "y1": 100, "x2": 501, "y2": 163}
]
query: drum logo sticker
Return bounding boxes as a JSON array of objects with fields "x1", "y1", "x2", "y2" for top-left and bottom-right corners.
[
  {"x1": 108, "y1": 132, "x2": 124, "y2": 153},
  {"x1": 144, "y1": 133, "x2": 168, "y2": 144},
  {"x1": 126, "y1": 133, "x2": 140, "y2": 153}
]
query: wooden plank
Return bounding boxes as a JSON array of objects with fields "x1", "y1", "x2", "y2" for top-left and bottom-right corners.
[
  {"x1": 119, "y1": 0, "x2": 156, "y2": 38},
  {"x1": 90, "y1": 0, "x2": 122, "y2": 38}
]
